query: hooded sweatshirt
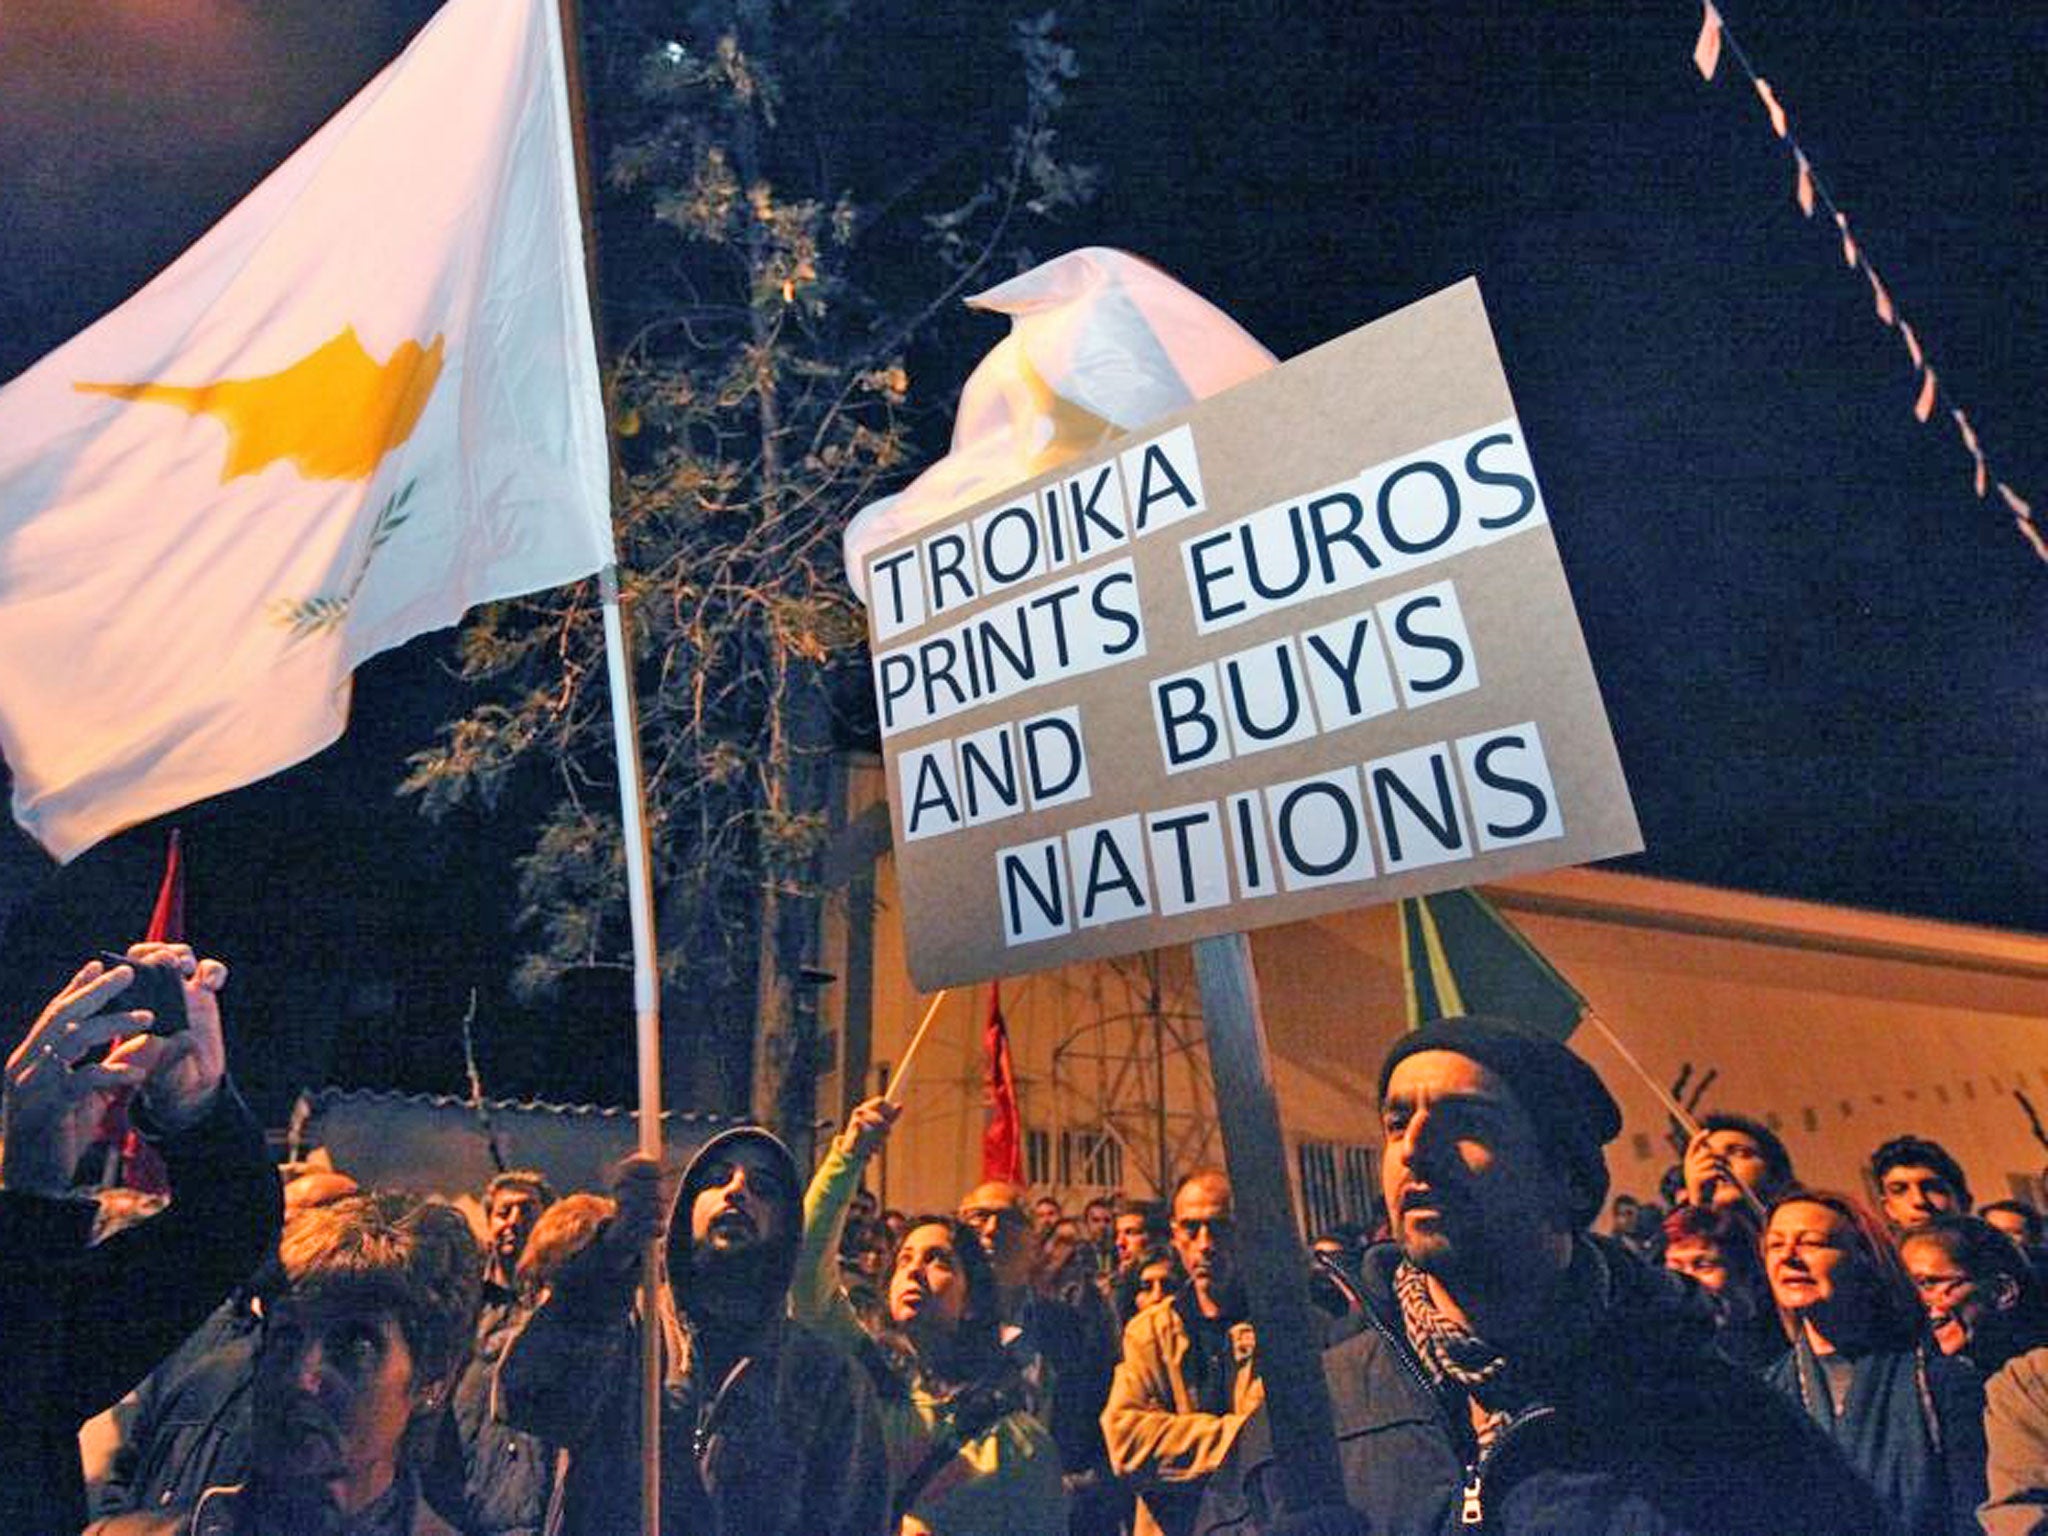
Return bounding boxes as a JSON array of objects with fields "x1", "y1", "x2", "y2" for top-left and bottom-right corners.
[{"x1": 497, "y1": 1127, "x2": 889, "y2": 1536}]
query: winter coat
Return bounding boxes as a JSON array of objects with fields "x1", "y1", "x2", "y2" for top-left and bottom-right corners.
[
  {"x1": 86, "y1": 1470, "x2": 462, "y2": 1536},
  {"x1": 1196, "y1": 1237, "x2": 1898, "y2": 1535},
  {"x1": 0, "y1": 1083, "x2": 281, "y2": 1536},
  {"x1": 448, "y1": 1287, "x2": 552, "y2": 1536},
  {"x1": 498, "y1": 1126, "x2": 890, "y2": 1536},
  {"x1": 1983, "y1": 1344, "x2": 2048, "y2": 1535},
  {"x1": 1769, "y1": 1334, "x2": 1986, "y2": 1536},
  {"x1": 92, "y1": 1300, "x2": 258, "y2": 1516},
  {"x1": 1101, "y1": 1292, "x2": 1263, "y2": 1536}
]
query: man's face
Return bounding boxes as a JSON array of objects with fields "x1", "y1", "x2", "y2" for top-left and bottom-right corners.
[
  {"x1": 1686, "y1": 1128, "x2": 1775, "y2": 1212},
  {"x1": 1171, "y1": 1176, "x2": 1237, "y2": 1304},
  {"x1": 889, "y1": 1222, "x2": 971, "y2": 1341},
  {"x1": 254, "y1": 1294, "x2": 425, "y2": 1500},
  {"x1": 1611, "y1": 1196, "x2": 1639, "y2": 1233},
  {"x1": 486, "y1": 1187, "x2": 543, "y2": 1264},
  {"x1": 959, "y1": 1183, "x2": 1033, "y2": 1284},
  {"x1": 1900, "y1": 1234, "x2": 2001, "y2": 1357},
  {"x1": 1879, "y1": 1164, "x2": 1963, "y2": 1229},
  {"x1": 1032, "y1": 1197, "x2": 1062, "y2": 1236},
  {"x1": 1113, "y1": 1213, "x2": 1152, "y2": 1267},
  {"x1": 690, "y1": 1142, "x2": 791, "y2": 1255},
  {"x1": 1084, "y1": 1201, "x2": 1115, "y2": 1246},
  {"x1": 1380, "y1": 1050, "x2": 1573, "y2": 1286}
]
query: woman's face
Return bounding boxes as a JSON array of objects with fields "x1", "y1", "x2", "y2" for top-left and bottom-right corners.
[
  {"x1": 888, "y1": 1223, "x2": 971, "y2": 1340},
  {"x1": 1899, "y1": 1235, "x2": 1998, "y2": 1357},
  {"x1": 1665, "y1": 1236, "x2": 1732, "y2": 1296},
  {"x1": 1764, "y1": 1201, "x2": 1863, "y2": 1321},
  {"x1": 1134, "y1": 1257, "x2": 1177, "y2": 1312}
]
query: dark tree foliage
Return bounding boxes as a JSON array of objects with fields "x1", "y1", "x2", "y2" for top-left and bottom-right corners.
[{"x1": 401, "y1": 0, "x2": 1092, "y2": 1135}]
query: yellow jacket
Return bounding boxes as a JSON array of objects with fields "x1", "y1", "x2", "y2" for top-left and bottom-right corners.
[{"x1": 1101, "y1": 1295, "x2": 1262, "y2": 1536}]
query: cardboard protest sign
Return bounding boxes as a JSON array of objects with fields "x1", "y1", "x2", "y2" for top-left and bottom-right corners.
[{"x1": 863, "y1": 278, "x2": 1641, "y2": 989}]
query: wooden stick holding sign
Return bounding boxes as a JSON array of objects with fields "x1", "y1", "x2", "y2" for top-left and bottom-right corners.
[
  {"x1": 882, "y1": 988, "x2": 952, "y2": 1103},
  {"x1": 1192, "y1": 931, "x2": 1347, "y2": 1516}
]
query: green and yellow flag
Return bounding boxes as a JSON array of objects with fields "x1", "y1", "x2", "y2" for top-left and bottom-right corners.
[{"x1": 1399, "y1": 888, "x2": 1585, "y2": 1040}]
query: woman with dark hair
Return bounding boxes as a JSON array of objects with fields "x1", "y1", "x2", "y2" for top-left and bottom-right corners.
[
  {"x1": 1762, "y1": 1189, "x2": 1986, "y2": 1536},
  {"x1": 1662, "y1": 1202, "x2": 1783, "y2": 1370},
  {"x1": 796, "y1": 1098, "x2": 1067, "y2": 1535},
  {"x1": 1112, "y1": 1246, "x2": 1185, "y2": 1329},
  {"x1": 1898, "y1": 1214, "x2": 2048, "y2": 1375}
]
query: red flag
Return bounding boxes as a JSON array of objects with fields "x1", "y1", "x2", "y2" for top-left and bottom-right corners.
[
  {"x1": 981, "y1": 982, "x2": 1024, "y2": 1184},
  {"x1": 144, "y1": 828, "x2": 184, "y2": 943},
  {"x1": 96, "y1": 829, "x2": 183, "y2": 1194}
]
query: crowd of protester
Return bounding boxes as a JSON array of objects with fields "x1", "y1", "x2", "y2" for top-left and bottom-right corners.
[{"x1": 14, "y1": 946, "x2": 2048, "y2": 1531}]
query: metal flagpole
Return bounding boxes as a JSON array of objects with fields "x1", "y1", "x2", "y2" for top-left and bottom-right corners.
[
  {"x1": 601, "y1": 566, "x2": 667, "y2": 1536},
  {"x1": 549, "y1": 0, "x2": 664, "y2": 1529},
  {"x1": 1191, "y1": 932, "x2": 1346, "y2": 1515}
]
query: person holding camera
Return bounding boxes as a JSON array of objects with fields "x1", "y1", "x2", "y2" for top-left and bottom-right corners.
[{"x1": 0, "y1": 944, "x2": 281, "y2": 1535}]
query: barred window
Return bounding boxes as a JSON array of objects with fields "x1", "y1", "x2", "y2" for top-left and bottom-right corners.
[
  {"x1": 1297, "y1": 1139, "x2": 1380, "y2": 1237},
  {"x1": 1025, "y1": 1128, "x2": 1052, "y2": 1186}
]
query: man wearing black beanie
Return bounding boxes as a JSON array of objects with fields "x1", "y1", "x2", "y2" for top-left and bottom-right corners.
[{"x1": 1197, "y1": 1016, "x2": 1899, "y2": 1536}]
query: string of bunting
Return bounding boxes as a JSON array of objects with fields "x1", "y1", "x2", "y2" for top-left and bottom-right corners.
[{"x1": 1691, "y1": 3, "x2": 2041, "y2": 563}]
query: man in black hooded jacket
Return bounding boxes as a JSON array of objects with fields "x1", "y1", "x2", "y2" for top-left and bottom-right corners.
[
  {"x1": 496, "y1": 1126, "x2": 889, "y2": 1535},
  {"x1": 1195, "y1": 1017, "x2": 1899, "y2": 1536}
]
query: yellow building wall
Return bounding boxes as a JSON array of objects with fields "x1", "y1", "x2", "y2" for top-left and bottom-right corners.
[{"x1": 825, "y1": 757, "x2": 2048, "y2": 1223}]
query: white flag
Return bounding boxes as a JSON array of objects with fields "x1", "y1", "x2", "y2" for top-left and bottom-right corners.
[
  {"x1": 1692, "y1": 2, "x2": 1723, "y2": 81},
  {"x1": 0, "y1": 0, "x2": 612, "y2": 861},
  {"x1": 842, "y1": 247, "x2": 1273, "y2": 600}
]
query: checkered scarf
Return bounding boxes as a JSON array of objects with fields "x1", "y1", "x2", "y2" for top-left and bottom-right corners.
[{"x1": 1394, "y1": 1239, "x2": 1614, "y2": 1457}]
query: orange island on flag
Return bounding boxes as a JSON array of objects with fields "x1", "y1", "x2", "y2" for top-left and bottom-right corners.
[
  {"x1": 75, "y1": 327, "x2": 446, "y2": 483},
  {"x1": 0, "y1": 0, "x2": 614, "y2": 863}
]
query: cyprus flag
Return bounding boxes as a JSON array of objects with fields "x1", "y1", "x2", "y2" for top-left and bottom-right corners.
[{"x1": 0, "y1": 0, "x2": 612, "y2": 861}]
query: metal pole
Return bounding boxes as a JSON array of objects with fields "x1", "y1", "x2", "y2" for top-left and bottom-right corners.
[
  {"x1": 549, "y1": 2, "x2": 663, "y2": 1528},
  {"x1": 1192, "y1": 932, "x2": 1345, "y2": 1515}
]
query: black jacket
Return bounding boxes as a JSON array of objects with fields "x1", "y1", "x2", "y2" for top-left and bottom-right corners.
[
  {"x1": 0, "y1": 1083, "x2": 281, "y2": 1536},
  {"x1": 1196, "y1": 1237, "x2": 1900, "y2": 1535},
  {"x1": 497, "y1": 1127, "x2": 889, "y2": 1536},
  {"x1": 94, "y1": 1299, "x2": 259, "y2": 1516}
]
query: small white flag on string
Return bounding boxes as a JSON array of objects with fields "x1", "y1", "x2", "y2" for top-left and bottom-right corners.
[
  {"x1": 1835, "y1": 210, "x2": 1859, "y2": 269},
  {"x1": 1902, "y1": 321, "x2": 1924, "y2": 370},
  {"x1": 1867, "y1": 269, "x2": 1895, "y2": 326},
  {"x1": 1953, "y1": 409, "x2": 1988, "y2": 496},
  {"x1": 1914, "y1": 366, "x2": 1938, "y2": 423},
  {"x1": 1794, "y1": 151, "x2": 1815, "y2": 217},
  {"x1": 2000, "y1": 483, "x2": 2032, "y2": 519},
  {"x1": 0, "y1": 0, "x2": 612, "y2": 860},
  {"x1": 1754, "y1": 78, "x2": 1788, "y2": 138},
  {"x1": 1693, "y1": 2, "x2": 1724, "y2": 81}
]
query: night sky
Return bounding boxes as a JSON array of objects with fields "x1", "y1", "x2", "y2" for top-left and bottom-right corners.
[{"x1": 1, "y1": 1, "x2": 2041, "y2": 1115}]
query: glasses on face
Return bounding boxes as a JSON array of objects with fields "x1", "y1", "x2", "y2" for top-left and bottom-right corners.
[{"x1": 960, "y1": 1205, "x2": 1025, "y2": 1235}]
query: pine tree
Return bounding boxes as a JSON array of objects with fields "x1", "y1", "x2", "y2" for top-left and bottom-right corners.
[{"x1": 401, "y1": 1, "x2": 1092, "y2": 1152}]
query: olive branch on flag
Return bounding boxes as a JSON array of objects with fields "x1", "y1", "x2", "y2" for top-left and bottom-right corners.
[{"x1": 269, "y1": 478, "x2": 417, "y2": 639}]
